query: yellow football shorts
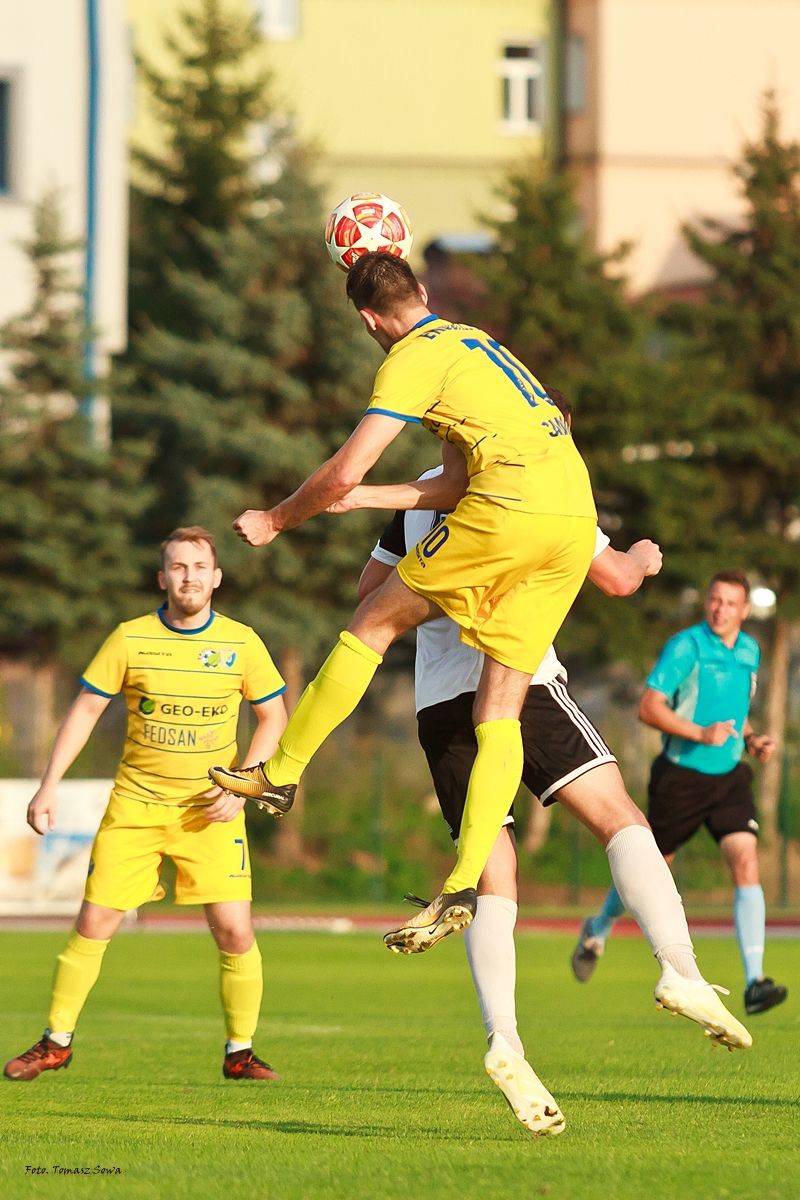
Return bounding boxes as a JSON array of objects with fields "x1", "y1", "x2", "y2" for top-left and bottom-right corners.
[
  {"x1": 84, "y1": 791, "x2": 252, "y2": 910},
  {"x1": 397, "y1": 495, "x2": 596, "y2": 674}
]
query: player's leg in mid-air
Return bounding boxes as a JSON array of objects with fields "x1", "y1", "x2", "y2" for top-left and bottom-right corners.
[
  {"x1": 420, "y1": 680, "x2": 752, "y2": 1051},
  {"x1": 212, "y1": 506, "x2": 595, "y2": 949},
  {"x1": 385, "y1": 655, "x2": 533, "y2": 952},
  {"x1": 412, "y1": 691, "x2": 565, "y2": 1135},
  {"x1": 572, "y1": 752, "x2": 695, "y2": 979},
  {"x1": 209, "y1": 567, "x2": 439, "y2": 812},
  {"x1": 558, "y1": 764, "x2": 751, "y2": 1050},
  {"x1": 382, "y1": 510, "x2": 596, "y2": 950}
]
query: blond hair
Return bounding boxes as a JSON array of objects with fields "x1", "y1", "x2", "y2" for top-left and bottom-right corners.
[{"x1": 160, "y1": 526, "x2": 217, "y2": 568}]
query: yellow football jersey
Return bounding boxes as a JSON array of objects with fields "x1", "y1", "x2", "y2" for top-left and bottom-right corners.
[
  {"x1": 367, "y1": 316, "x2": 595, "y2": 518},
  {"x1": 81, "y1": 607, "x2": 285, "y2": 805}
]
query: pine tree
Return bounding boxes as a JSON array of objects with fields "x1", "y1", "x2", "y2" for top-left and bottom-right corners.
[
  {"x1": 664, "y1": 95, "x2": 800, "y2": 842},
  {"x1": 122, "y1": 0, "x2": 424, "y2": 653},
  {"x1": 470, "y1": 162, "x2": 698, "y2": 667},
  {"x1": 120, "y1": 0, "x2": 427, "y2": 861},
  {"x1": 0, "y1": 191, "x2": 149, "y2": 671}
]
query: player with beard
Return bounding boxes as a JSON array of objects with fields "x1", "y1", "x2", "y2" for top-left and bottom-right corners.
[{"x1": 4, "y1": 527, "x2": 288, "y2": 1083}]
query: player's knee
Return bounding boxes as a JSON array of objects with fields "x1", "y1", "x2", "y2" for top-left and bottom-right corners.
[
  {"x1": 75, "y1": 902, "x2": 125, "y2": 941},
  {"x1": 211, "y1": 927, "x2": 254, "y2": 955}
]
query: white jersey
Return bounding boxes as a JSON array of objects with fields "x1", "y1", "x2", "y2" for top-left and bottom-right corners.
[{"x1": 371, "y1": 467, "x2": 610, "y2": 713}]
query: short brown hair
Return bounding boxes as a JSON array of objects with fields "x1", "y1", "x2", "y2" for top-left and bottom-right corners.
[
  {"x1": 160, "y1": 526, "x2": 217, "y2": 568},
  {"x1": 345, "y1": 251, "x2": 422, "y2": 315},
  {"x1": 708, "y1": 570, "x2": 750, "y2": 599}
]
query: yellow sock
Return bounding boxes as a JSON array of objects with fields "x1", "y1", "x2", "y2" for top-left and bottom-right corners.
[
  {"x1": 47, "y1": 930, "x2": 110, "y2": 1035},
  {"x1": 219, "y1": 942, "x2": 263, "y2": 1043},
  {"x1": 267, "y1": 631, "x2": 383, "y2": 786},
  {"x1": 443, "y1": 719, "x2": 523, "y2": 893}
]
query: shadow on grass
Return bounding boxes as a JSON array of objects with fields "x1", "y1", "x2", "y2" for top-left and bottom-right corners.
[
  {"x1": 40, "y1": 1109, "x2": 521, "y2": 1142},
  {"x1": 561, "y1": 1090, "x2": 798, "y2": 1108}
]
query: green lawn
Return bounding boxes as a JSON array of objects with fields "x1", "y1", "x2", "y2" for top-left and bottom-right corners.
[{"x1": 0, "y1": 929, "x2": 796, "y2": 1200}]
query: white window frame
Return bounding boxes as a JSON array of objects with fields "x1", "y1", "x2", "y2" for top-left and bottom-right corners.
[
  {"x1": 255, "y1": 0, "x2": 300, "y2": 41},
  {"x1": 498, "y1": 39, "x2": 543, "y2": 135}
]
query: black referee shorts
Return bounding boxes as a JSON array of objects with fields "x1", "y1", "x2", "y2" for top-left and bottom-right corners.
[
  {"x1": 416, "y1": 679, "x2": 616, "y2": 841},
  {"x1": 647, "y1": 755, "x2": 758, "y2": 856}
]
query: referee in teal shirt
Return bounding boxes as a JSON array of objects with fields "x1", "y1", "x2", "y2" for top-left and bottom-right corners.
[{"x1": 572, "y1": 571, "x2": 787, "y2": 1016}]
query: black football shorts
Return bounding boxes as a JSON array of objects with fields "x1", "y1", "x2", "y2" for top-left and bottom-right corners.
[
  {"x1": 416, "y1": 677, "x2": 616, "y2": 841},
  {"x1": 647, "y1": 755, "x2": 758, "y2": 856}
]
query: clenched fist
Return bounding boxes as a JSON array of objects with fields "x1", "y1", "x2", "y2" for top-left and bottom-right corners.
[{"x1": 232, "y1": 509, "x2": 281, "y2": 547}]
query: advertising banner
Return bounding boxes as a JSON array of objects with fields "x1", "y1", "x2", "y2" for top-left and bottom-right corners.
[{"x1": 0, "y1": 780, "x2": 111, "y2": 915}]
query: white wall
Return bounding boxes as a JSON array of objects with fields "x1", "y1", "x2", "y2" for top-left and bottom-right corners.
[
  {"x1": 0, "y1": 0, "x2": 130, "y2": 354},
  {"x1": 572, "y1": 0, "x2": 800, "y2": 293}
]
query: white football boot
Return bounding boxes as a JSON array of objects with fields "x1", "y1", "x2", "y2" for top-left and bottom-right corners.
[
  {"x1": 654, "y1": 963, "x2": 753, "y2": 1051},
  {"x1": 484, "y1": 1033, "x2": 566, "y2": 1136}
]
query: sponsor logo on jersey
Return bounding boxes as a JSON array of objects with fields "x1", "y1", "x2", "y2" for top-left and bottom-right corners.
[
  {"x1": 159, "y1": 702, "x2": 228, "y2": 717},
  {"x1": 141, "y1": 722, "x2": 197, "y2": 747},
  {"x1": 139, "y1": 697, "x2": 156, "y2": 715},
  {"x1": 198, "y1": 648, "x2": 237, "y2": 669}
]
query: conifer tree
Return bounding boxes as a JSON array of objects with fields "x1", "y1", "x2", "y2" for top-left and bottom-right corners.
[
  {"x1": 471, "y1": 163, "x2": 697, "y2": 666},
  {"x1": 0, "y1": 191, "x2": 148, "y2": 671},
  {"x1": 123, "y1": 0, "x2": 423, "y2": 653},
  {"x1": 121, "y1": 1, "x2": 427, "y2": 860},
  {"x1": 665, "y1": 96, "x2": 800, "y2": 841}
]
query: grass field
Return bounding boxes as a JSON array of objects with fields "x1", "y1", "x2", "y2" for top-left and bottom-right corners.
[{"x1": 1, "y1": 928, "x2": 797, "y2": 1200}]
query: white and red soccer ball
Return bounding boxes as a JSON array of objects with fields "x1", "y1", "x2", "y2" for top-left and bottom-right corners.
[{"x1": 324, "y1": 192, "x2": 413, "y2": 272}]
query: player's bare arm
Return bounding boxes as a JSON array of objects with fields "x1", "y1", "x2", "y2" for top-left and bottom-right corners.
[
  {"x1": 27, "y1": 689, "x2": 111, "y2": 835},
  {"x1": 328, "y1": 442, "x2": 469, "y2": 516},
  {"x1": 233, "y1": 413, "x2": 405, "y2": 546},
  {"x1": 639, "y1": 687, "x2": 737, "y2": 746},
  {"x1": 204, "y1": 695, "x2": 288, "y2": 823},
  {"x1": 588, "y1": 539, "x2": 662, "y2": 597}
]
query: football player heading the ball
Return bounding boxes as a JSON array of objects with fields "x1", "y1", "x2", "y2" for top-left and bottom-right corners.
[
  {"x1": 4, "y1": 528, "x2": 287, "y2": 1083},
  {"x1": 211, "y1": 249, "x2": 597, "y2": 945},
  {"x1": 209, "y1": 246, "x2": 744, "y2": 1057}
]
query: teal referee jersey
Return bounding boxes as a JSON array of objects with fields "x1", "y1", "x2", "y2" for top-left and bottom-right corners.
[{"x1": 646, "y1": 621, "x2": 759, "y2": 775}]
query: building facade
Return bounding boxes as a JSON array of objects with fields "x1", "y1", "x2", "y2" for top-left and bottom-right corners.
[
  {"x1": 0, "y1": 0, "x2": 130, "y2": 361},
  {"x1": 561, "y1": 0, "x2": 800, "y2": 293},
  {"x1": 127, "y1": 0, "x2": 552, "y2": 261}
]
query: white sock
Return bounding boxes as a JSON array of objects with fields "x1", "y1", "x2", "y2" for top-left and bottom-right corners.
[
  {"x1": 46, "y1": 1029, "x2": 72, "y2": 1048},
  {"x1": 225, "y1": 1039, "x2": 252, "y2": 1054},
  {"x1": 464, "y1": 894, "x2": 524, "y2": 1056},
  {"x1": 605, "y1": 825, "x2": 703, "y2": 982}
]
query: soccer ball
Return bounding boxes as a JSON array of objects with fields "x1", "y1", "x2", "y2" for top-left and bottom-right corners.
[{"x1": 324, "y1": 192, "x2": 413, "y2": 272}]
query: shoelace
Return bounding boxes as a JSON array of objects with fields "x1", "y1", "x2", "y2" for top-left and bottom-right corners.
[
  {"x1": 403, "y1": 893, "x2": 431, "y2": 909},
  {"x1": 228, "y1": 1051, "x2": 272, "y2": 1071},
  {"x1": 20, "y1": 1040, "x2": 60, "y2": 1062}
]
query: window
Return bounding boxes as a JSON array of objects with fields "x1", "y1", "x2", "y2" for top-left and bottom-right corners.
[
  {"x1": 499, "y1": 41, "x2": 543, "y2": 134},
  {"x1": 0, "y1": 79, "x2": 11, "y2": 195},
  {"x1": 255, "y1": 0, "x2": 299, "y2": 41},
  {"x1": 565, "y1": 34, "x2": 586, "y2": 114}
]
